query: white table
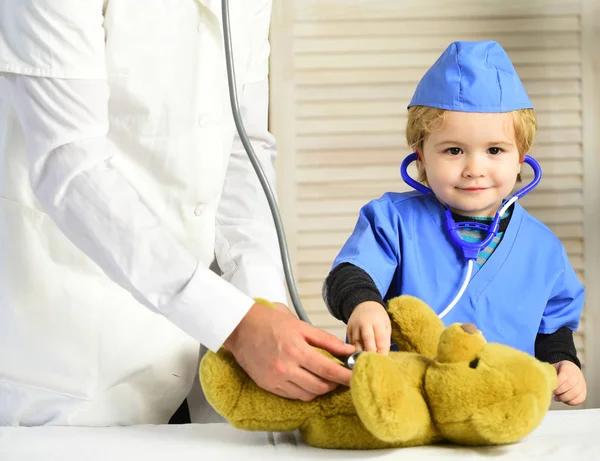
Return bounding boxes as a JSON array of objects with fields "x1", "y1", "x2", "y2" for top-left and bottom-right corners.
[{"x1": 1, "y1": 409, "x2": 598, "y2": 460}]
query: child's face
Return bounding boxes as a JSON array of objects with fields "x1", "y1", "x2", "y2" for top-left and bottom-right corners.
[{"x1": 420, "y1": 111, "x2": 522, "y2": 217}]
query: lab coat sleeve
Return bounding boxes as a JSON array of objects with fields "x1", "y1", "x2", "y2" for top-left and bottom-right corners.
[
  {"x1": 2, "y1": 2, "x2": 255, "y2": 352},
  {"x1": 214, "y1": 0, "x2": 288, "y2": 304},
  {"x1": 0, "y1": 1, "x2": 106, "y2": 78},
  {"x1": 331, "y1": 198, "x2": 401, "y2": 298},
  {"x1": 538, "y1": 245, "x2": 585, "y2": 334}
]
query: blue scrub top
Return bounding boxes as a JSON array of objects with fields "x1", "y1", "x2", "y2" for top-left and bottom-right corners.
[{"x1": 332, "y1": 191, "x2": 584, "y2": 355}]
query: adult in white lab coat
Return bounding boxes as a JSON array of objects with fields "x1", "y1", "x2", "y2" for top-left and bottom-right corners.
[{"x1": 0, "y1": 0, "x2": 354, "y2": 426}]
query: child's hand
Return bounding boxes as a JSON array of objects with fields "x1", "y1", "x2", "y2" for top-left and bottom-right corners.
[
  {"x1": 347, "y1": 301, "x2": 391, "y2": 355},
  {"x1": 553, "y1": 360, "x2": 587, "y2": 406}
]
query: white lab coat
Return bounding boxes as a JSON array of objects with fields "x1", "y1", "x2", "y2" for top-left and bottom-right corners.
[{"x1": 0, "y1": 0, "x2": 287, "y2": 426}]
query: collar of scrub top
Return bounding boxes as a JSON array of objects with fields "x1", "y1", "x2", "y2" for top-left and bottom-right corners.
[{"x1": 400, "y1": 40, "x2": 542, "y2": 261}]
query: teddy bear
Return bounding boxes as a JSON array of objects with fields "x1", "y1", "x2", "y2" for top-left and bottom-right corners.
[{"x1": 199, "y1": 295, "x2": 557, "y2": 450}]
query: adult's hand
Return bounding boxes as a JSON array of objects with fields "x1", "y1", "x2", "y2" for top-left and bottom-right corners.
[
  {"x1": 224, "y1": 302, "x2": 355, "y2": 401},
  {"x1": 273, "y1": 302, "x2": 296, "y2": 316}
]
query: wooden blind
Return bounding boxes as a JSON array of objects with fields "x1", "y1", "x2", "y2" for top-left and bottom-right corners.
[{"x1": 269, "y1": 0, "x2": 587, "y2": 364}]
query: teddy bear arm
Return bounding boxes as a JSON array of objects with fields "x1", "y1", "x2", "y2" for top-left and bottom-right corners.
[
  {"x1": 386, "y1": 296, "x2": 444, "y2": 357},
  {"x1": 352, "y1": 353, "x2": 437, "y2": 444}
]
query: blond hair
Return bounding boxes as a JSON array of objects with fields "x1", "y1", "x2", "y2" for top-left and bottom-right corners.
[{"x1": 406, "y1": 106, "x2": 537, "y2": 182}]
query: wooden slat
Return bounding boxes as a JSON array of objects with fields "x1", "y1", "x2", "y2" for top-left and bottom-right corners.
[
  {"x1": 295, "y1": 49, "x2": 580, "y2": 70},
  {"x1": 294, "y1": 1, "x2": 580, "y2": 21},
  {"x1": 296, "y1": 295, "x2": 335, "y2": 314},
  {"x1": 294, "y1": 16, "x2": 580, "y2": 36},
  {"x1": 574, "y1": 333, "x2": 584, "y2": 350},
  {"x1": 295, "y1": 34, "x2": 580, "y2": 54},
  {"x1": 296, "y1": 64, "x2": 581, "y2": 85},
  {"x1": 522, "y1": 80, "x2": 582, "y2": 96}
]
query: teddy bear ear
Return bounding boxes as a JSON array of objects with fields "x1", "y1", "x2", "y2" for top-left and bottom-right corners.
[
  {"x1": 436, "y1": 323, "x2": 486, "y2": 363},
  {"x1": 386, "y1": 295, "x2": 444, "y2": 357}
]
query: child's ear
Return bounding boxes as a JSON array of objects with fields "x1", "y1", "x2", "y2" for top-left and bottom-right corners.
[{"x1": 516, "y1": 157, "x2": 524, "y2": 182}]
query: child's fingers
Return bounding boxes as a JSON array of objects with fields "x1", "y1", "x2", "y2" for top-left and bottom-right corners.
[
  {"x1": 353, "y1": 342, "x2": 364, "y2": 352},
  {"x1": 553, "y1": 373, "x2": 576, "y2": 396},
  {"x1": 359, "y1": 325, "x2": 377, "y2": 352},
  {"x1": 555, "y1": 385, "x2": 583, "y2": 405},
  {"x1": 347, "y1": 328, "x2": 365, "y2": 352},
  {"x1": 567, "y1": 387, "x2": 587, "y2": 406},
  {"x1": 374, "y1": 323, "x2": 391, "y2": 355}
]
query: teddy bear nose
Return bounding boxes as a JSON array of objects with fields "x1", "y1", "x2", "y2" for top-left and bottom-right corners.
[{"x1": 461, "y1": 323, "x2": 477, "y2": 334}]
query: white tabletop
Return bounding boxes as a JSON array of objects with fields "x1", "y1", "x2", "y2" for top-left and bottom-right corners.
[{"x1": 1, "y1": 409, "x2": 598, "y2": 461}]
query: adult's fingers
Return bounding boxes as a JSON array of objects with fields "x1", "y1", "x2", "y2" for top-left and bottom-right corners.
[
  {"x1": 299, "y1": 342, "x2": 353, "y2": 387},
  {"x1": 271, "y1": 381, "x2": 318, "y2": 401},
  {"x1": 289, "y1": 366, "x2": 338, "y2": 398},
  {"x1": 304, "y1": 323, "x2": 355, "y2": 357}
]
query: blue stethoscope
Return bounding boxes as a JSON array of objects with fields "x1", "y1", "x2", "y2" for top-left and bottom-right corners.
[{"x1": 400, "y1": 152, "x2": 543, "y2": 318}]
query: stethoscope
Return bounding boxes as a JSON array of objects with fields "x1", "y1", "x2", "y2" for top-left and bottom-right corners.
[
  {"x1": 223, "y1": 1, "x2": 358, "y2": 368},
  {"x1": 221, "y1": 0, "x2": 310, "y2": 324},
  {"x1": 221, "y1": 0, "x2": 542, "y2": 368},
  {"x1": 400, "y1": 152, "x2": 543, "y2": 318}
]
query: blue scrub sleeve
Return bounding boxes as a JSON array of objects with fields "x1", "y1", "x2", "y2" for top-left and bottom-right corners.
[
  {"x1": 538, "y1": 246, "x2": 584, "y2": 334},
  {"x1": 331, "y1": 198, "x2": 400, "y2": 297}
]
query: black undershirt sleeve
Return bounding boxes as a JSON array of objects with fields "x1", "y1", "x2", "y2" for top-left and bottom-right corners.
[
  {"x1": 535, "y1": 327, "x2": 581, "y2": 368},
  {"x1": 323, "y1": 262, "x2": 384, "y2": 323}
]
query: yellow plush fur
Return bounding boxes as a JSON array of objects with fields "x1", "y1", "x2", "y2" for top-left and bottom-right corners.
[{"x1": 200, "y1": 296, "x2": 557, "y2": 450}]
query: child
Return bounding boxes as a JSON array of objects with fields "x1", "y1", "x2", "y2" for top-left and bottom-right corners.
[{"x1": 323, "y1": 41, "x2": 587, "y2": 406}]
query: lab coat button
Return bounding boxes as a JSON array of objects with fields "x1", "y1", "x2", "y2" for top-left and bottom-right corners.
[{"x1": 194, "y1": 205, "x2": 206, "y2": 216}]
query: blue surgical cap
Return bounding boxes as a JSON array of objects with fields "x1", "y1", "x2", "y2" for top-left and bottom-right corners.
[{"x1": 408, "y1": 40, "x2": 533, "y2": 112}]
